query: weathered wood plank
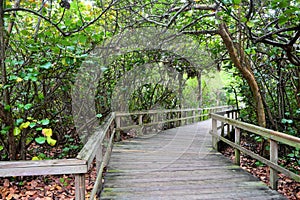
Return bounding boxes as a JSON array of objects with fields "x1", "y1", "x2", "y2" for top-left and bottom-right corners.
[
  {"x1": 77, "y1": 113, "x2": 114, "y2": 168},
  {"x1": 0, "y1": 159, "x2": 87, "y2": 177}
]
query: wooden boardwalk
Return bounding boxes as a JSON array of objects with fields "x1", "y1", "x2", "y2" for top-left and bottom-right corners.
[{"x1": 101, "y1": 120, "x2": 286, "y2": 199}]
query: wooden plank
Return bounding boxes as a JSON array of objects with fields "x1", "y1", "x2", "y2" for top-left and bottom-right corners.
[
  {"x1": 77, "y1": 113, "x2": 114, "y2": 168},
  {"x1": 0, "y1": 159, "x2": 87, "y2": 177}
]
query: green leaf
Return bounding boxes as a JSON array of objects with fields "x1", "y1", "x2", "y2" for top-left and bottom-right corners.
[
  {"x1": 233, "y1": 0, "x2": 241, "y2": 5},
  {"x1": 4, "y1": 105, "x2": 10, "y2": 111},
  {"x1": 42, "y1": 128, "x2": 52, "y2": 137},
  {"x1": 40, "y1": 119, "x2": 50, "y2": 125},
  {"x1": 29, "y1": 122, "x2": 36, "y2": 128},
  {"x1": 96, "y1": 113, "x2": 102, "y2": 118},
  {"x1": 40, "y1": 62, "x2": 52, "y2": 69},
  {"x1": 46, "y1": 136, "x2": 57, "y2": 146},
  {"x1": 0, "y1": 145, "x2": 3, "y2": 151},
  {"x1": 24, "y1": 103, "x2": 33, "y2": 110},
  {"x1": 32, "y1": 156, "x2": 40, "y2": 160},
  {"x1": 20, "y1": 121, "x2": 30, "y2": 130},
  {"x1": 278, "y1": 15, "x2": 289, "y2": 25},
  {"x1": 16, "y1": 118, "x2": 24, "y2": 125},
  {"x1": 278, "y1": 0, "x2": 288, "y2": 8},
  {"x1": 35, "y1": 136, "x2": 46, "y2": 144},
  {"x1": 246, "y1": 21, "x2": 255, "y2": 28},
  {"x1": 13, "y1": 127, "x2": 21, "y2": 136}
]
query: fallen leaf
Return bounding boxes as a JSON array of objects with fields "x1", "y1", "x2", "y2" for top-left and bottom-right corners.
[
  {"x1": 3, "y1": 179, "x2": 10, "y2": 187},
  {"x1": 25, "y1": 190, "x2": 37, "y2": 196},
  {"x1": 296, "y1": 191, "x2": 300, "y2": 199}
]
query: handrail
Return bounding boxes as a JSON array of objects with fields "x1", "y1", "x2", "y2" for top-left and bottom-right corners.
[
  {"x1": 210, "y1": 112, "x2": 300, "y2": 190},
  {"x1": 115, "y1": 106, "x2": 234, "y2": 139}
]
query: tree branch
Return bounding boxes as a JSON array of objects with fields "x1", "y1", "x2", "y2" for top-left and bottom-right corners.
[
  {"x1": 168, "y1": 4, "x2": 217, "y2": 13},
  {"x1": 4, "y1": 0, "x2": 118, "y2": 37}
]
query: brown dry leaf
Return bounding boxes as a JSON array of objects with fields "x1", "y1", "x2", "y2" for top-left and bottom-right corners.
[
  {"x1": 5, "y1": 194, "x2": 13, "y2": 200},
  {"x1": 30, "y1": 180, "x2": 38, "y2": 188},
  {"x1": 296, "y1": 191, "x2": 300, "y2": 199},
  {"x1": 25, "y1": 190, "x2": 37, "y2": 196},
  {"x1": 55, "y1": 185, "x2": 62, "y2": 190},
  {"x1": 3, "y1": 179, "x2": 10, "y2": 187}
]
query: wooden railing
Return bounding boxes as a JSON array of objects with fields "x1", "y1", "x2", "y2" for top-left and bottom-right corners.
[
  {"x1": 0, "y1": 106, "x2": 233, "y2": 199},
  {"x1": 0, "y1": 113, "x2": 115, "y2": 200},
  {"x1": 115, "y1": 106, "x2": 234, "y2": 139},
  {"x1": 210, "y1": 111, "x2": 300, "y2": 190}
]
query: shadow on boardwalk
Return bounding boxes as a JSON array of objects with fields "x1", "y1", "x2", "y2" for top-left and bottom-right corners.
[{"x1": 101, "y1": 120, "x2": 286, "y2": 200}]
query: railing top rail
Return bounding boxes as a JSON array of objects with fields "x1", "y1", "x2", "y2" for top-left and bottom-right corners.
[
  {"x1": 77, "y1": 113, "x2": 115, "y2": 168},
  {"x1": 115, "y1": 105, "x2": 234, "y2": 117},
  {"x1": 211, "y1": 113, "x2": 300, "y2": 148}
]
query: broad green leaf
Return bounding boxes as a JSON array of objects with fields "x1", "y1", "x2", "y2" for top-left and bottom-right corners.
[
  {"x1": 16, "y1": 118, "x2": 24, "y2": 125},
  {"x1": 40, "y1": 62, "x2": 52, "y2": 69},
  {"x1": 246, "y1": 21, "x2": 255, "y2": 28},
  {"x1": 13, "y1": 127, "x2": 21, "y2": 136},
  {"x1": 96, "y1": 113, "x2": 102, "y2": 118},
  {"x1": 278, "y1": 0, "x2": 288, "y2": 8},
  {"x1": 47, "y1": 136, "x2": 57, "y2": 146},
  {"x1": 35, "y1": 136, "x2": 46, "y2": 144},
  {"x1": 32, "y1": 156, "x2": 40, "y2": 160},
  {"x1": 42, "y1": 128, "x2": 52, "y2": 137},
  {"x1": 278, "y1": 15, "x2": 289, "y2": 25},
  {"x1": 40, "y1": 119, "x2": 50, "y2": 125},
  {"x1": 0, "y1": 145, "x2": 3, "y2": 151},
  {"x1": 29, "y1": 122, "x2": 36, "y2": 128},
  {"x1": 20, "y1": 122, "x2": 30, "y2": 130},
  {"x1": 233, "y1": 0, "x2": 241, "y2": 5},
  {"x1": 4, "y1": 105, "x2": 10, "y2": 110},
  {"x1": 24, "y1": 103, "x2": 33, "y2": 110},
  {"x1": 16, "y1": 77, "x2": 23, "y2": 82}
]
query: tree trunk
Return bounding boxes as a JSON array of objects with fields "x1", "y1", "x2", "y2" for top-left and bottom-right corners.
[
  {"x1": 0, "y1": 0, "x2": 17, "y2": 160},
  {"x1": 218, "y1": 23, "x2": 266, "y2": 127}
]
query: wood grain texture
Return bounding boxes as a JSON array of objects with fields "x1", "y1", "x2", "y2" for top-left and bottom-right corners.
[{"x1": 101, "y1": 120, "x2": 286, "y2": 199}]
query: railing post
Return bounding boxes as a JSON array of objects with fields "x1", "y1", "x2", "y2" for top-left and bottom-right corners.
[
  {"x1": 96, "y1": 144, "x2": 103, "y2": 172},
  {"x1": 221, "y1": 121, "x2": 225, "y2": 137},
  {"x1": 115, "y1": 116, "x2": 121, "y2": 141},
  {"x1": 75, "y1": 174, "x2": 85, "y2": 200},
  {"x1": 270, "y1": 139, "x2": 278, "y2": 189},
  {"x1": 212, "y1": 118, "x2": 218, "y2": 150},
  {"x1": 227, "y1": 111, "x2": 230, "y2": 134},
  {"x1": 234, "y1": 127, "x2": 241, "y2": 165},
  {"x1": 192, "y1": 110, "x2": 195, "y2": 123},
  {"x1": 138, "y1": 114, "x2": 143, "y2": 135}
]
